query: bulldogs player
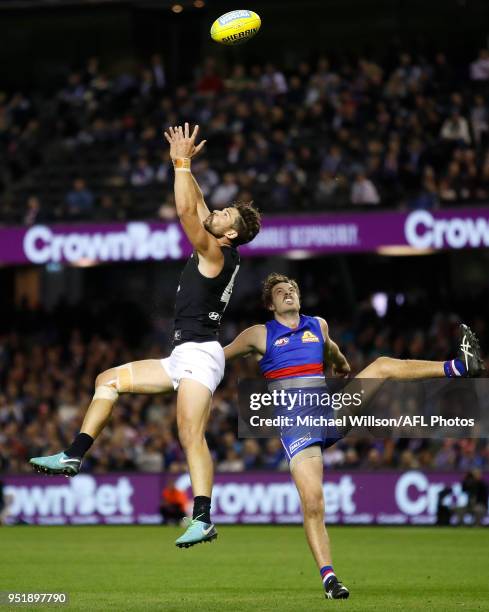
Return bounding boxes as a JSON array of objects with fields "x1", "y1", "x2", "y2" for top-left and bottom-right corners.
[{"x1": 224, "y1": 273, "x2": 484, "y2": 600}]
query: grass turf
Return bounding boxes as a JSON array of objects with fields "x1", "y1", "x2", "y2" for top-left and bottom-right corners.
[{"x1": 1, "y1": 526, "x2": 488, "y2": 611}]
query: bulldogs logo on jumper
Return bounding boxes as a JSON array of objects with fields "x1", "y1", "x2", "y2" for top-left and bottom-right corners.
[
  {"x1": 274, "y1": 337, "x2": 290, "y2": 347},
  {"x1": 302, "y1": 331, "x2": 320, "y2": 343}
]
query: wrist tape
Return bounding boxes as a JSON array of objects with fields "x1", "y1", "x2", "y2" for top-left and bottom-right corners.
[{"x1": 173, "y1": 157, "x2": 191, "y2": 172}]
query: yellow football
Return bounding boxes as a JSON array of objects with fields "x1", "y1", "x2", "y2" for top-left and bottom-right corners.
[{"x1": 210, "y1": 9, "x2": 261, "y2": 46}]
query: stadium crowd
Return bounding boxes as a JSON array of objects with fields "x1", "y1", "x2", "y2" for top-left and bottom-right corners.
[
  {"x1": 2, "y1": 49, "x2": 489, "y2": 223},
  {"x1": 1, "y1": 290, "x2": 487, "y2": 475}
]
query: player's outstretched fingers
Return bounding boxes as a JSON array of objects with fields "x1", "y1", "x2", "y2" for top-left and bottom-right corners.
[
  {"x1": 191, "y1": 124, "x2": 199, "y2": 143},
  {"x1": 193, "y1": 139, "x2": 207, "y2": 155},
  {"x1": 184, "y1": 122, "x2": 190, "y2": 138}
]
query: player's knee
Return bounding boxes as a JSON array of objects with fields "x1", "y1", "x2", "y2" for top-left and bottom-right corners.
[
  {"x1": 95, "y1": 363, "x2": 135, "y2": 396},
  {"x1": 93, "y1": 370, "x2": 119, "y2": 401},
  {"x1": 374, "y1": 356, "x2": 397, "y2": 378},
  {"x1": 302, "y1": 490, "x2": 324, "y2": 518},
  {"x1": 178, "y1": 422, "x2": 205, "y2": 450}
]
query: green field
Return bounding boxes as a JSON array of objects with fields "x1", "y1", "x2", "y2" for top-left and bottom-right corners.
[{"x1": 1, "y1": 526, "x2": 488, "y2": 611}]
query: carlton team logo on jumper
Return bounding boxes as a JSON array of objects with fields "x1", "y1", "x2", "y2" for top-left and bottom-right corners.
[
  {"x1": 301, "y1": 331, "x2": 320, "y2": 343},
  {"x1": 274, "y1": 337, "x2": 290, "y2": 347}
]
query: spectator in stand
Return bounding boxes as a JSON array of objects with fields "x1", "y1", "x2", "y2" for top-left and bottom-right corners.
[
  {"x1": 157, "y1": 193, "x2": 178, "y2": 221},
  {"x1": 321, "y1": 145, "x2": 344, "y2": 175},
  {"x1": 408, "y1": 167, "x2": 439, "y2": 210},
  {"x1": 65, "y1": 178, "x2": 94, "y2": 219},
  {"x1": 94, "y1": 194, "x2": 117, "y2": 221},
  {"x1": 130, "y1": 157, "x2": 154, "y2": 187},
  {"x1": 470, "y1": 95, "x2": 488, "y2": 145},
  {"x1": 150, "y1": 54, "x2": 166, "y2": 90},
  {"x1": 197, "y1": 58, "x2": 224, "y2": 95},
  {"x1": 350, "y1": 172, "x2": 380, "y2": 205},
  {"x1": 59, "y1": 72, "x2": 86, "y2": 107},
  {"x1": 262, "y1": 438, "x2": 286, "y2": 470},
  {"x1": 454, "y1": 469, "x2": 489, "y2": 526},
  {"x1": 470, "y1": 49, "x2": 489, "y2": 82},
  {"x1": 225, "y1": 64, "x2": 252, "y2": 91},
  {"x1": 217, "y1": 449, "x2": 245, "y2": 472},
  {"x1": 210, "y1": 172, "x2": 239, "y2": 207},
  {"x1": 135, "y1": 439, "x2": 163, "y2": 472},
  {"x1": 23, "y1": 196, "x2": 46, "y2": 225},
  {"x1": 314, "y1": 170, "x2": 339, "y2": 207},
  {"x1": 242, "y1": 439, "x2": 262, "y2": 470},
  {"x1": 440, "y1": 109, "x2": 471, "y2": 146},
  {"x1": 260, "y1": 63, "x2": 288, "y2": 97},
  {"x1": 432, "y1": 52, "x2": 454, "y2": 94},
  {"x1": 193, "y1": 159, "x2": 219, "y2": 198},
  {"x1": 139, "y1": 69, "x2": 155, "y2": 97},
  {"x1": 109, "y1": 153, "x2": 132, "y2": 187},
  {"x1": 475, "y1": 156, "x2": 489, "y2": 199},
  {"x1": 160, "y1": 478, "x2": 188, "y2": 524},
  {"x1": 155, "y1": 150, "x2": 171, "y2": 185}
]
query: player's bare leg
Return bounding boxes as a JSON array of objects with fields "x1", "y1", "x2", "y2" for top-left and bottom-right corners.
[
  {"x1": 175, "y1": 380, "x2": 218, "y2": 548},
  {"x1": 29, "y1": 359, "x2": 173, "y2": 476},
  {"x1": 290, "y1": 446, "x2": 349, "y2": 599},
  {"x1": 342, "y1": 323, "x2": 484, "y2": 411},
  {"x1": 344, "y1": 357, "x2": 446, "y2": 408},
  {"x1": 81, "y1": 359, "x2": 174, "y2": 438},
  {"x1": 290, "y1": 448, "x2": 331, "y2": 565},
  {"x1": 357, "y1": 356, "x2": 443, "y2": 381},
  {"x1": 176, "y1": 380, "x2": 213, "y2": 497}
]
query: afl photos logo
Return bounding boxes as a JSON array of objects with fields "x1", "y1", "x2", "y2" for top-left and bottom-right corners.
[{"x1": 274, "y1": 337, "x2": 290, "y2": 347}]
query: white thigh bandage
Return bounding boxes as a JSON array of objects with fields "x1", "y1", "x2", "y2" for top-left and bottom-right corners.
[
  {"x1": 290, "y1": 445, "x2": 322, "y2": 471},
  {"x1": 114, "y1": 363, "x2": 134, "y2": 393}
]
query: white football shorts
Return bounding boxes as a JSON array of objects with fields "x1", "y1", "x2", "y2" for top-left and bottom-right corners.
[{"x1": 160, "y1": 340, "x2": 225, "y2": 395}]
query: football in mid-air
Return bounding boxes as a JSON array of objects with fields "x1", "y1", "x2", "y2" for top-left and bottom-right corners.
[{"x1": 210, "y1": 9, "x2": 261, "y2": 46}]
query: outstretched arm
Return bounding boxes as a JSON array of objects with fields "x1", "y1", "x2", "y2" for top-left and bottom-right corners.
[
  {"x1": 316, "y1": 317, "x2": 351, "y2": 377},
  {"x1": 164, "y1": 124, "x2": 222, "y2": 265},
  {"x1": 224, "y1": 325, "x2": 267, "y2": 361},
  {"x1": 191, "y1": 174, "x2": 212, "y2": 223}
]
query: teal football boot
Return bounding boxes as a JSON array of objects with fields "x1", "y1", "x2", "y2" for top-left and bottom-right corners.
[
  {"x1": 175, "y1": 516, "x2": 218, "y2": 548},
  {"x1": 29, "y1": 452, "x2": 82, "y2": 477}
]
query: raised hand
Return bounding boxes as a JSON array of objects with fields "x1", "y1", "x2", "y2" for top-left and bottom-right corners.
[{"x1": 164, "y1": 122, "x2": 207, "y2": 160}]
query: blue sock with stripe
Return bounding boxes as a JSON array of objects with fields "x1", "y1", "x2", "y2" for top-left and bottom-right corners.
[
  {"x1": 320, "y1": 565, "x2": 336, "y2": 587},
  {"x1": 444, "y1": 358, "x2": 467, "y2": 378}
]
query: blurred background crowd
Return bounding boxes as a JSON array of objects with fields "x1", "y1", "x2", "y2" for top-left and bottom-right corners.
[
  {"x1": 2, "y1": 47, "x2": 489, "y2": 224},
  {"x1": 1, "y1": 282, "x2": 487, "y2": 475}
]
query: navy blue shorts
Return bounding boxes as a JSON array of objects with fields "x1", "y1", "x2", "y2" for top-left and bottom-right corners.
[{"x1": 274, "y1": 391, "x2": 343, "y2": 462}]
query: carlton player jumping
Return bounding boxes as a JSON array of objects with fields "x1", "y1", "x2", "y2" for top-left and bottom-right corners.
[
  {"x1": 224, "y1": 273, "x2": 484, "y2": 600},
  {"x1": 30, "y1": 124, "x2": 261, "y2": 548}
]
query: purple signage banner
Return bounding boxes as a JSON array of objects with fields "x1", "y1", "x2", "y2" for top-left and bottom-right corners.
[
  {"x1": 0, "y1": 206, "x2": 488, "y2": 266},
  {"x1": 3, "y1": 471, "x2": 488, "y2": 526}
]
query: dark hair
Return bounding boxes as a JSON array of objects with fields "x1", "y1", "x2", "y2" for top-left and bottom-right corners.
[
  {"x1": 262, "y1": 273, "x2": 300, "y2": 308},
  {"x1": 231, "y1": 201, "x2": 262, "y2": 246}
]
